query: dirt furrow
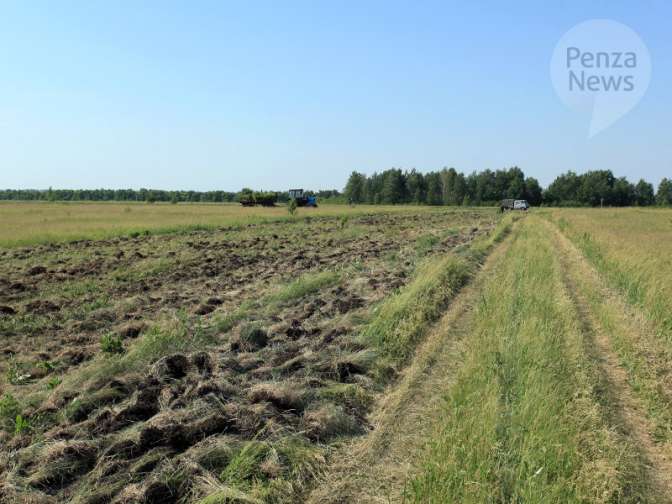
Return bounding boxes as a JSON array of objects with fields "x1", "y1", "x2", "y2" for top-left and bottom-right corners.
[
  {"x1": 306, "y1": 227, "x2": 515, "y2": 503},
  {"x1": 550, "y1": 219, "x2": 672, "y2": 501}
]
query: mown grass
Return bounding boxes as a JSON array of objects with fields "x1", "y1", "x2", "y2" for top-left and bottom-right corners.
[
  {"x1": 407, "y1": 218, "x2": 645, "y2": 503},
  {"x1": 0, "y1": 201, "x2": 489, "y2": 247}
]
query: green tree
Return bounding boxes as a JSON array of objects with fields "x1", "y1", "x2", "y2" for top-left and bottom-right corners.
[
  {"x1": 634, "y1": 179, "x2": 655, "y2": 206},
  {"x1": 544, "y1": 171, "x2": 581, "y2": 205},
  {"x1": 406, "y1": 169, "x2": 426, "y2": 204},
  {"x1": 524, "y1": 177, "x2": 542, "y2": 206},
  {"x1": 344, "y1": 171, "x2": 366, "y2": 203},
  {"x1": 381, "y1": 169, "x2": 405, "y2": 204},
  {"x1": 426, "y1": 173, "x2": 443, "y2": 205},
  {"x1": 657, "y1": 178, "x2": 672, "y2": 206},
  {"x1": 578, "y1": 170, "x2": 614, "y2": 206},
  {"x1": 612, "y1": 177, "x2": 635, "y2": 206}
]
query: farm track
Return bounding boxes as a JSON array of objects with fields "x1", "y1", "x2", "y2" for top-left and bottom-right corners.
[
  {"x1": 549, "y1": 218, "x2": 672, "y2": 502},
  {"x1": 307, "y1": 222, "x2": 515, "y2": 503}
]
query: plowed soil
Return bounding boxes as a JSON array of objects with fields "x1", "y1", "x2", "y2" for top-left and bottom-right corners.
[{"x1": 0, "y1": 208, "x2": 495, "y2": 503}]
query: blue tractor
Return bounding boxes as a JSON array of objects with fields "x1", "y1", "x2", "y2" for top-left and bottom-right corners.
[{"x1": 288, "y1": 189, "x2": 318, "y2": 207}]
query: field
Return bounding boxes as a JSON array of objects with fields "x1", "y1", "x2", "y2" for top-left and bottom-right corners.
[
  {"x1": 0, "y1": 202, "x2": 437, "y2": 248},
  {"x1": 1, "y1": 204, "x2": 672, "y2": 503}
]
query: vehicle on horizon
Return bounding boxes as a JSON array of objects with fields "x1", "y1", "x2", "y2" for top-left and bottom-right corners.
[
  {"x1": 288, "y1": 188, "x2": 318, "y2": 207},
  {"x1": 500, "y1": 199, "x2": 529, "y2": 212}
]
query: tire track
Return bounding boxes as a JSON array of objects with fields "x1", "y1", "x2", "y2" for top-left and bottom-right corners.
[
  {"x1": 549, "y1": 218, "x2": 672, "y2": 502},
  {"x1": 306, "y1": 225, "x2": 517, "y2": 503}
]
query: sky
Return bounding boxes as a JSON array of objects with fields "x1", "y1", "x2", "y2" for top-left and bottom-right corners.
[{"x1": 0, "y1": 0, "x2": 670, "y2": 191}]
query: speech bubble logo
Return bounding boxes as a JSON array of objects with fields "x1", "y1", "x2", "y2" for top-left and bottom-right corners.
[{"x1": 550, "y1": 19, "x2": 651, "y2": 137}]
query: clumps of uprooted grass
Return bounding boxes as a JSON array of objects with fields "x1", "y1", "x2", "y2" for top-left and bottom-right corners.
[
  {"x1": 209, "y1": 435, "x2": 325, "y2": 503},
  {"x1": 16, "y1": 440, "x2": 99, "y2": 493},
  {"x1": 248, "y1": 382, "x2": 305, "y2": 412},
  {"x1": 232, "y1": 323, "x2": 269, "y2": 352},
  {"x1": 56, "y1": 313, "x2": 215, "y2": 399},
  {"x1": 302, "y1": 403, "x2": 363, "y2": 441},
  {"x1": 0, "y1": 211, "x2": 507, "y2": 503}
]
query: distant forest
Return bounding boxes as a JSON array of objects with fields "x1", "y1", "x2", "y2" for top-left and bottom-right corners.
[
  {"x1": 0, "y1": 188, "x2": 341, "y2": 204},
  {"x1": 2, "y1": 168, "x2": 671, "y2": 206},
  {"x1": 344, "y1": 168, "x2": 672, "y2": 207}
]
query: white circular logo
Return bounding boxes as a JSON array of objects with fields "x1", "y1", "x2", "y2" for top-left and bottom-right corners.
[{"x1": 550, "y1": 19, "x2": 651, "y2": 137}]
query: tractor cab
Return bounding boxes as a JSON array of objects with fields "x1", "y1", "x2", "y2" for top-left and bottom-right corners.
[{"x1": 288, "y1": 189, "x2": 317, "y2": 207}]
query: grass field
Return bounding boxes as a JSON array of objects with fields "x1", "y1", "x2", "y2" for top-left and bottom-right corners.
[
  {"x1": 0, "y1": 201, "x2": 472, "y2": 247},
  {"x1": 2, "y1": 205, "x2": 672, "y2": 503}
]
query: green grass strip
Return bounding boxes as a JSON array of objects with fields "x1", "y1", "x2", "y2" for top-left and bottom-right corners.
[{"x1": 407, "y1": 218, "x2": 644, "y2": 503}]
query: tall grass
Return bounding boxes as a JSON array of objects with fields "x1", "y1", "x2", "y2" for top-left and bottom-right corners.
[
  {"x1": 363, "y1": 255, "x2": 470, "y2": 361},
  {"x1": 547, "y1": 208, "x2": 672, "y2": 339},
  {"x1": 407, "y1": 219, "x2": 642, "y2": 503},
  {"x1": 364, "y1": 213, "x2": 516, "y2": 363}
]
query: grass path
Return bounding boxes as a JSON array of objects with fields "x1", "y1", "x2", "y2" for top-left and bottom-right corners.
[
  {"x1": 549, "y1": 218, "x2": 672, "y2": 500},
  {"x1": 407, "y1": 217, "x2": 646, "y2": 503},
  {"x1": 319, "y1": 215, "x2": 672, "y2": 503},
  {"x1": 306, "y1": 217, "x2": 516, "y2": 503}
]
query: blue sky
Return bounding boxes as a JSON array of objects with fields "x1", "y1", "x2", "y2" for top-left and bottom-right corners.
[{"x1": 1, "y1": 1, "x2": 670, "y2": 191}]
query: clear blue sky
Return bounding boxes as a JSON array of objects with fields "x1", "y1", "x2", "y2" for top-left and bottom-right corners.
[{"x1": 1, "y1": 1, "x2": 670, "y2": 191}]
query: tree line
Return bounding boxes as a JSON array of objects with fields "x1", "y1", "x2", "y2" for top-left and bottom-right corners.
[
  {"x1": 344, "y1": 167, "x2": 542, "y2": 206},
  {"x1": 0, "y1": 188, "x2": 342, "y2": 204},
  {"x1": 344, "y1": 168, "x2": 672, "y2": 207},
  {"x1": 2, "y1": 170, "x2": 670, "y2": 206}
]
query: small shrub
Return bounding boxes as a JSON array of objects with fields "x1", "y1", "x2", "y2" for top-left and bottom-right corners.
[
  {"x1": 0, "y1": 394, "x2": 21, "y2": 431},
  {"x1": 46, "y1": 377, "x2": 62, "y2": 390},
  {"x1": 339, "y1": 215, "x2": 349, "y2": 229},
  {"x1": 6, "y1": 359, "x2": 31, "y2": 385},
  {"x1": 37, "y1": 360, "x2": 56, "y2": 373},
  {"x1": 287, "y1": 199, "x2": 298, "y2": 216},
  {"x1": 14, "y1": 414, "x2": 31, "y2": 435},
  {"x1": 100, "y1": 333, "x2": 125, "y2": 354}
]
